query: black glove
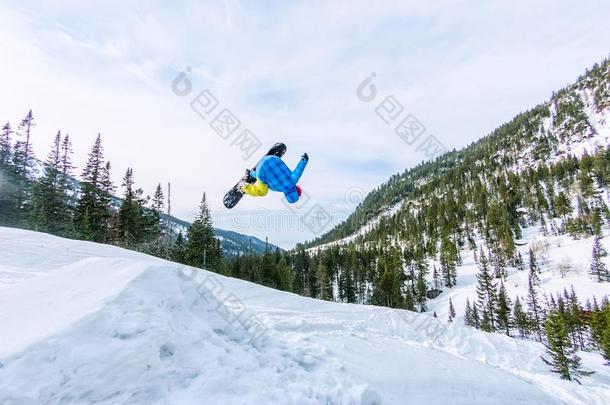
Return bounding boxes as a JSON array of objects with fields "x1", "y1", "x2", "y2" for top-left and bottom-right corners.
[
  {"x1": 301, "y1": 153, "x2": 309, "y2": 162},
  {"x1": 245, "y1": 169, "x2": 257, "y2": 184}
]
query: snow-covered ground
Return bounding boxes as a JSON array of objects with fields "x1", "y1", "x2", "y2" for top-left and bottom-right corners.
[
  {"x1": 1, "y1": 227, "x2": 610, "y2": 405},
  {"x1": 429, "y1": 225, "x2": 610, "y2": 323}
]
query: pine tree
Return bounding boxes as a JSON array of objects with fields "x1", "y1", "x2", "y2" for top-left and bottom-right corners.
[
  {"x1": 598, "y1": 304, "x2": 610, "y2": 364},
  {"x1": 448, "y1": 298, "x2": 456, "y2": 323},
  {"x1": 415, "y1": 261, "x2": 428, "y2": 312},
  {"x1": 117, "y1": 168, "x2": 147, "y2": 245},
  {"x1": 0, "y1": 122, "x2": 18, "y2": 225},
  {"x1": 11, "y1": 110, "x2": 36, "y2": 223},
  {"x1": 143, "y1": 182, "x2": 165, "y2": 254},
  {"x1": 374, "y1": 267, "x2": 402, "y2": 308},
  {"x1": 566, "y1": 287, "x2": 586, "y2": 350},
  {"x1": 16, "y1": 110, "x2": 35, "y2": 177},
  {"x1": 464, "y1": 298, "x2": 473, "y2": 326},
  {"x1": 276, "y1": 257, "x2": 293, "y2": 292},
  {"x1": 515, "y1": 251, "x2": 525, "y2": 271},
  {"x1": 476, "y1": 247, "x2": 498, "y2": 332},
  {"x1": 184, "y1": 193, "x2": 222, "y2": 270},
  {"x1": 151, "y1": 183, "x2": 164, "y2": 229},
  {"x1": 340, "y1": 267, "x2": 357, "y2": 303},
  {"x1": 554, "y1": 191, "x2": 572, "y2": 222},
  {"x1": 260, "y1": 239, "x2": 276, "y2": 287},
  {"x1": 590, "y1": 300, "x2": 610, "y2": 364},
  {"x1": 316, "y1": 262, "x2": 332, "y2": 300},
  {"x1": 171, "y1": 231, "x2": 186, "y2": 263},
  {"x1": 590, "y1": 235, "x2": 609, "y2": 282},
  {"x1": 76, "y1": 134, "x2": 113, "y2": 242},
  {"x1": 512, "y1": 296, "x2": 529, "y2": 338},
  {"x1": 541, "y1": 310, "x2": 594, "y2": 383},
  {"x1": 432, "y1": 265, "x2": 441, "y2": 289},
  {"x1": 529, "y1": 248, "x2": 540, "y2": 285},
  {"x1": 30, "y1": 131, "x2": 65, "y2": 232},
  {"x1": 592, "y1": 207, "x2": 603, "y2": 236},
  {"x1": 440, "y1": 235, "x2": 458, "y2": 287},
  {"x1": 0, "y1": 122, "x2": 11, "y2": 169},
  {"x1": 57, "y1": 134, "x2": 75, "y2": 234},
  {"x1": 471, "y1": 304, "x2": 481, "y2": 328},
  {"x1": 496, "y1": 280, "x2": 512, "y2": 336},
  {"x1": 527, "y1": 265, "x2": 545, "y2": 341}
]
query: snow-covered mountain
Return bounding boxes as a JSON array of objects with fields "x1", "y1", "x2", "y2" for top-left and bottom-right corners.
[
  {"x1": 307, "y1": 60, "x2": 610, "y2": 252},
  {"x1": 298, "y1": 58, "x2": 610, "y2": 313},
  {"x1": 1, "y1": 227, "x2": 609, "y2": 404}
]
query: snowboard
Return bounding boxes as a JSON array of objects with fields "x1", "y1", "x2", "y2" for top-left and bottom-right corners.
[{"x1": 223, "y1": 143, "x2": 287, "y2": 209}]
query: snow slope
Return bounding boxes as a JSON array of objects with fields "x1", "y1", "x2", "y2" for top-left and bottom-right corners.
[
  {"x1": 1, "y1": 228, "x2": 609, "y2": 405},
  {"x1": 428, "y1": 225, "x2": 610, "y2": 324}
]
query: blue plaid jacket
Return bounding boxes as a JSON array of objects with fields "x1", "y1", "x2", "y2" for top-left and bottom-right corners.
[{"x1": 251, "y1": 156, "x2": 307, "y2": 203}]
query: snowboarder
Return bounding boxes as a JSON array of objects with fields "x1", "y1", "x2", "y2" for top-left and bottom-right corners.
[{"x1": 241, "y1": 146, "x2": 309, "y2": 204}]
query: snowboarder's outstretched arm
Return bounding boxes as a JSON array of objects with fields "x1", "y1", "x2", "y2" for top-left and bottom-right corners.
[{"x1": 290, "y1": 153, "x2": 308, "y2": 185}]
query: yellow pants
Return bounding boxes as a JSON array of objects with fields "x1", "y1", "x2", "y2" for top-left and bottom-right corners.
[{"x1": 241, "y1": 180, "x2": 269, "y2": 197}]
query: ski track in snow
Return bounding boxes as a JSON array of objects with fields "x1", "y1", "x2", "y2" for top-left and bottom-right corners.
[{"x1": 1, "y1": 228, "x2": 609, "y2": 404}]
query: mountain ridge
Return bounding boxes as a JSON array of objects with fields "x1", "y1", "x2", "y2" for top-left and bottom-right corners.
[{"x1": 303, "y1": 57, "x2": 610, "y2": 250}]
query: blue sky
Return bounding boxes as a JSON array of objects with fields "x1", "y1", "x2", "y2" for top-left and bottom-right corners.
[{"x1": 1, "y1": 0, "x2": 610, "y2": 247}]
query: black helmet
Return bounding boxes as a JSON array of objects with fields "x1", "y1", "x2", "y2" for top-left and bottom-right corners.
[{"x1": 268, "y1": 142, "x2": 287, "y2": 158}]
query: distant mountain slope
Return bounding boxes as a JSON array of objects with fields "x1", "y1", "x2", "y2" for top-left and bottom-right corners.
[
  {"x1": 305, "y1": 57, "x2": 610, "y2": 250},
  {"x1": 160, "y1": 213, "x2": 280, "y2": 256}
]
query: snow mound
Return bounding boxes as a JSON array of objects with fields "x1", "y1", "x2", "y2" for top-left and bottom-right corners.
[{"x1": 0, "y1": 228, "x2": 608, "y2": 404}]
